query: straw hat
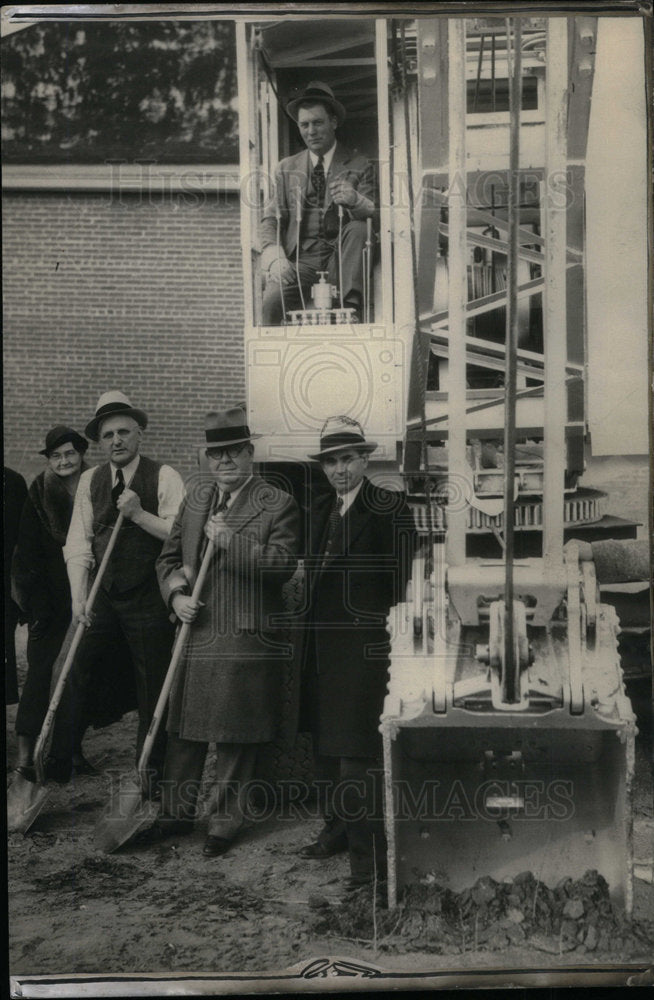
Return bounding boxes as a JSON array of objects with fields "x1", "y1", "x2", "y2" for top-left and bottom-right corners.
[
  {"x1": 85, "y1": 390, "x2": 148, "y2": 442},
  {"x1": 308, "y1": 415, "x2": 377, "y2": 461}
]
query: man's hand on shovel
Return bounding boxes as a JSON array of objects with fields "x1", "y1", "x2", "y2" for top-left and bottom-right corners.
[
  {"x1": 116, "y1": 487, "x2": 143, "y2": 520},
  {"x1": 72, "y1": 597, "x2": 93, "y2": 628},
  {"x1": 172, "y1": 593, "x2": 203, "y2": 624}
]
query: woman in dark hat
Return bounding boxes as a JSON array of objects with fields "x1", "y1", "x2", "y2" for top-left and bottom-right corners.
[{"x1": 12, "y1": 426, "x2": 93, "y2": 777}]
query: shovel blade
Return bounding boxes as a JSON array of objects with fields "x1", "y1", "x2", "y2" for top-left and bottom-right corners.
[
  {"x1": 94, "y1": 776, "x2": 159, "y2": 854},
  {"x1": 7, "y1": 774, "x2": 50, "y2": 835}
]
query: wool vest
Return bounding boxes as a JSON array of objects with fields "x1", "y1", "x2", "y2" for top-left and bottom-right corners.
[
  {"x1": 301, "y1": 196, "x2": 323, "y2": 241},
  {"x1": 90, "y1": 456, "x2": 163, "y2": 593},
  {"x1": 301, "y1": 164, "x2": 337, "y2": 243}
]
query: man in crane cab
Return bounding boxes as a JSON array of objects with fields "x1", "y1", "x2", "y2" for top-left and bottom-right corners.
[
  {"x1": 259, "y1": 81, "x2": 377, "y2": 325},
  {"x1": 298, "y1": 416, "x2": 416, "y2": 892}
]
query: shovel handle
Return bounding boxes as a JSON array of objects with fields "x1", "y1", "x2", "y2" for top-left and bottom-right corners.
[
  {"x1": 34, "y1": 513, "x2": 126, "y2": 781},
  {"x1": 136, "y1": 539, "x2": 215, "y2": 783},
  {"x1": 84, "y1": 512, "x2": 126, "y2": 614}
]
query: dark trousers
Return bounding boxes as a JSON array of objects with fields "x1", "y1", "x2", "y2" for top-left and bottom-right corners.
[
  {"x1": 314, "y1": 754, "x2": 387, "y2": 880},
  {"x1": 262, "y1": 220, "x2": 368, "y2": 325},
  {"x1": 161, "y1": 735, "x2": 259, "y2": 840},
  {"x1": 15, "y1": 618, "x2": 73, "y2": 739},
  {"x1": 50, "y1": 581, "x2": 174, "y2": 785}
]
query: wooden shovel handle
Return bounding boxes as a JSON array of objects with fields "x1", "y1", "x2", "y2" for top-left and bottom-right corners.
[
  {"x1": 34, "y1": 513, "x2": 126, "y2": 781},
  {"x1": 136, "y1": 539, "x2": 215, "y2": 783}
]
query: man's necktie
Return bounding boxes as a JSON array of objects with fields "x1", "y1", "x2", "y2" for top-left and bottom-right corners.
[
  {"x1": 313, "y1": 155, "x2": 326, "y2": 236},
  {"x1": 111, "y1": 468, "x2": 125, "y2": 508},
  {"x1": 210, "y1": 489, "x2": 230, "y2": 519},
  {"x1": 205, "y1": 490, "x2": 230, "y2": 552},
  {"x1": 322, "y1": 495, "x2": 343, "y2": 565},
  {"x1": 217, "y1": 489, "x2": 230, "y2": 512}
]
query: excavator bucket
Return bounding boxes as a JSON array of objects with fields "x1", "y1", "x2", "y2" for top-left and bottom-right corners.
[{"x1": 382, "y1": 554, "x2": 636, "y2": 913}]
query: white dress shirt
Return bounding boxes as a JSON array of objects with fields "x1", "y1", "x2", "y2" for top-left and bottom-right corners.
[
  {"x1": 309, "y1": 142, "x2": 337, "y2": 177},
  {"x1": 64, "y1": 455, "x2": 185, "y2": 570},
  {"x1": 211, "y1": 474, "x2": 253, "y2": 515},
  {"x1": 338, "y1": 478, "x2": 364, "y2": 516}
]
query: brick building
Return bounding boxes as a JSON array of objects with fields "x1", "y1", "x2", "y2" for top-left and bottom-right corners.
[{"x1": 3, "y1": 167, "x2": 246, "y2": 483}]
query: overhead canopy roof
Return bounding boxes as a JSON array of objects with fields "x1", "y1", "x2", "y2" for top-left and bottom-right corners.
[
  {"x1": 260, "y1": 18, "x2": 378, "y2": 124},
  {"x1": 260, "y1": 19, "x2": 375, "y2": 67}
]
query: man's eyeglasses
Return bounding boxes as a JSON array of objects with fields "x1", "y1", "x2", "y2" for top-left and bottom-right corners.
[{"x1": 206, "y1": 442, "x2": 249, "y2": 461}]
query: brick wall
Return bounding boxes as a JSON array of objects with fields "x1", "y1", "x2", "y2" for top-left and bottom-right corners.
[{"x1": 3, "y1": 189, "x2": 246, "y2": 484}]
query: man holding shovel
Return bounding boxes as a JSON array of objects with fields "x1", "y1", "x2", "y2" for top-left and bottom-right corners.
[
  {"x1": 154, "y1": 407, "x2": 300, "y2": 857},
  {"x1": 47, "y1": 391, "x2": 185, "y2": 794}
]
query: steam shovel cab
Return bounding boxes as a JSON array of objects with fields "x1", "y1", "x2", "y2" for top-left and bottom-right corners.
[{"x1": 235, "y1": 16, "x2": 643, "y2": 913}]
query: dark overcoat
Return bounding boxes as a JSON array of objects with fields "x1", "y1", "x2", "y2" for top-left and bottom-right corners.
[
  {"x1": 156, "y1": 474, "x2": 300, "y2": 743},
  {"x1": 301, "y1": 477, "x2": 416, "y2": 758},
  {"x1": 12, "y1": 466, "x2": 83, "y2": 625}
]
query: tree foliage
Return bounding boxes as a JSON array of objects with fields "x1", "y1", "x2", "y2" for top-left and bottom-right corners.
[{"x1": 1, "y1": 21, "x2": 238, "y2": 163}]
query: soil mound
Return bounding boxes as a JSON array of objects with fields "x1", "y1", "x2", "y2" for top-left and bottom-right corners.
[{"x1": 312, "y1": 869, "x2": 654, "y2": 957}]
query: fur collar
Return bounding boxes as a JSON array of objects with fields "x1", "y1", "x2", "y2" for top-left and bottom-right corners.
[{"x1": 29, "y1": 462, "x2": 90, "y2": 545}]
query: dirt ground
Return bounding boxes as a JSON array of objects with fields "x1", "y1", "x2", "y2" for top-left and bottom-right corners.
[{"x1": 7, "y1": 626, "x2": 654, "y2": 983}]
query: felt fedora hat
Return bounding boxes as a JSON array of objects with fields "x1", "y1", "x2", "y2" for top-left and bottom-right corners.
[
  {"x1": 286, "y1": 80, "x2": 346, "y2": 126},
  {"x1": 203, "y1": 406, "x2": 262, "y2": 449},
  {"x1": 39, "y1": 425, "x2": 88, "y2": 457},
  {"x1": 308, "y1": 415, "x2": 377, "y2": 461},
  {"x1": 85, "y1": 390, "x2": 148, "y2": 442}
]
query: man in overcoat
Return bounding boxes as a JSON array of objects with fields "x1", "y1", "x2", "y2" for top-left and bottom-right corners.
[
  {"x1": 48, "y1": 391, "x2": 185, "y2": 788},
  {"x1": 155, "y1": 407, "x2": 300, "y2": 857},
  {"x1": 298, "y1": 416, "x2": 416, "y2": 890},
  {"x1": 259, "y1": 81, "x2": 377, "y2": 325}
]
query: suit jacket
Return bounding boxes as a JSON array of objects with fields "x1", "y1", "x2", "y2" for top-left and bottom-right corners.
[
  {"x1": 156, "y1": 474, "x2": 300, "y2": 742},
  {"x1": 260, "y1": 142, "x2": 377, "y2": 272},
  {"x1": 301, "y1": 477, "x2": 416, "y2": 757}
]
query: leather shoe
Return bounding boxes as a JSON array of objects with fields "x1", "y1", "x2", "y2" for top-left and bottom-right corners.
[
  {"x1": 202, "y1": 835, "x2": 231, "y2": 858},
  {"x1": 298, "y1": 840, "x2": 348, "y2": 860}
]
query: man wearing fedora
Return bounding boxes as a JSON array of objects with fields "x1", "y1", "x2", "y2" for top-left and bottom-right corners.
[
  {"x1": 260, "y1": 81, "x2": 377, "y2": 325},
  {"x1": 299, "y1": 416, "x2": 416, "y2": 891},
  {"x1": 48, "y1": 391, "x2": 185, "y2": 789},
  {"x1": 154, "y1": 407, "x2": 300, "y2": 857}
]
